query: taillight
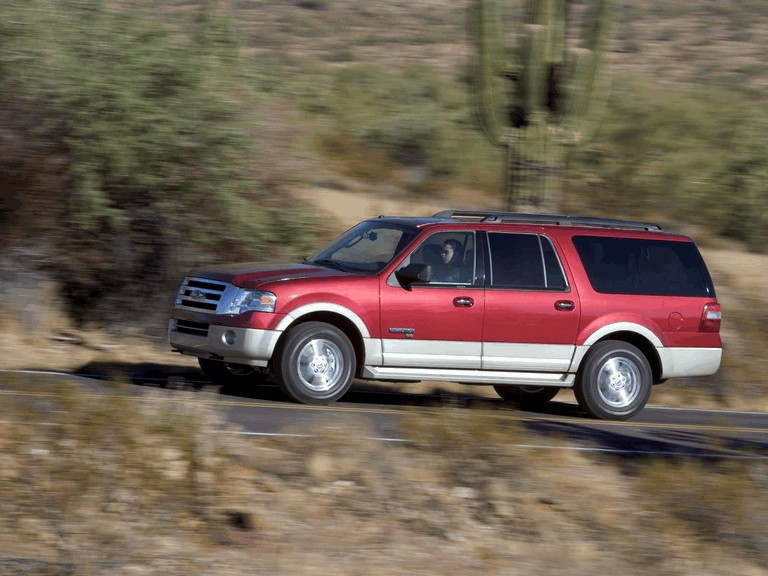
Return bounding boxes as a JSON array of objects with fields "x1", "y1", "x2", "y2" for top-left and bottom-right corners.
[{"x1": 699, "y1": 302, "x2": 721, "y2": 333}]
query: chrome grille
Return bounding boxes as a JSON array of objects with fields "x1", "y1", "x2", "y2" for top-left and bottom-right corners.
[{"x1": 176, "y1": 277, "x2": 230, "y2": 312}]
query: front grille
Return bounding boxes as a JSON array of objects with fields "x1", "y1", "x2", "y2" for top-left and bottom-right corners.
[
  {"x1": 176, "y1": 277, "x2": 230, "y2": 312},
  {"x1": 175, "y1": 320, "x2": 210, "y2": 337}
]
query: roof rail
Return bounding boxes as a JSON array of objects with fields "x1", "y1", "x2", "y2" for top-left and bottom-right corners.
[{"x1": 432, "y1": 210, "x2": 663, "y2": 231}]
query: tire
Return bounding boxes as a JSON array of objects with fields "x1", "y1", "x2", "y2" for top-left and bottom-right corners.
[
  {"x1": 494, "y1": 385, "x2": 559, "y2": 408},
  {"x1": 574, "y1": 340, "x2": 652, "y2": 420},
  {"x1": 274, "y1": 322, "x2": 356, "y2": 405},
  {"x1": 198, "y1": 358, "x2": 270, "y2": 389}
]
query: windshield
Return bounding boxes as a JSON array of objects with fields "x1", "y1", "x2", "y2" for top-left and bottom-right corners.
[{"x1": 308, "y1": 220, "x2": 419, "y2": 274}]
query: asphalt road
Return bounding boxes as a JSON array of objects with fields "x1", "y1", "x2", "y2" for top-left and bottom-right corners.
[{"x1": 2, "y1": 367, "x2": 767, "y2": 461}]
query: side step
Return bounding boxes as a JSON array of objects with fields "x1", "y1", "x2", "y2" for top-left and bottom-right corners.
[{"x1": 361, "y1": 366, "x2": 575, "y2": 387}]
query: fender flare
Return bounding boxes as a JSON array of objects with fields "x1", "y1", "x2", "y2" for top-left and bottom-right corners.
[
  {"x1": 570, "y1": 322, "x2": 664, "y2": 373},
  {"x1": 275, "y1": 302, "x2": 372, "y2": 339},
  {"x1": 581, "y1": 322, "x2": 664, "y2": 348}
]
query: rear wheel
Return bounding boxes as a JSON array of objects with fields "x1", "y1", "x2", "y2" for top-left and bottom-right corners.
[
  {"x1": 575, "y1": 340, "x2": 652, "y2": 420},
  {"x1": 275, "y1": 322, "x2": 356, "y2": 405},
  {"x1": 198, "y1": 358, "x2": 270, "y2": 389},
  {"x1": 494, "y1": 385, "x2": 559, "y2": 408}
]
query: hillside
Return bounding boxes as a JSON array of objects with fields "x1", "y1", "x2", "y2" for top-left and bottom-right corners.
[
  {"x1": 217, "y1": 0, "x2": 768, "y2": 90},
  {"x1": 1, "y1": 2, "x2": 768, "y2": 574}
]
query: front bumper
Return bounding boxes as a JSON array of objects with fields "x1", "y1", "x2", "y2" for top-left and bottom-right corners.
[{"x1": 168, "y1": 320, "x2": 281, "y2": 367}]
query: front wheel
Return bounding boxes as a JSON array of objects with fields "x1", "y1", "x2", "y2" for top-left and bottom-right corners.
[
  {"x1": 575, "y1": 340, "x2": 652, "y2": 420},
  {"x1": 275, "y1": 322, "x2": 356, "y2": 405},
  {"x1": 494, "y1": 385, "x2": 559, "y2": 408}
]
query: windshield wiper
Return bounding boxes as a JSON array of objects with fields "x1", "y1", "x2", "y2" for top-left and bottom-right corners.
[{"x1": 310, "y1": 259, "x2": 351, "y2": 272}]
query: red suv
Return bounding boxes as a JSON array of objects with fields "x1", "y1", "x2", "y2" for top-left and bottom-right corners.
[{"x1": 168, "y1": 210, "x2": 722, "y2": 420}]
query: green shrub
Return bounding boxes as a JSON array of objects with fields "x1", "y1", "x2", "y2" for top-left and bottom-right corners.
[
  {"x1": 569, "y1": 77, "x2": 768, "y2": 249},
  {"x1": 0, "y1": 0, "x2": 316, "y2": 327},
  {"x1": 315, "y1": 62, "x2": 499, "y2": 191}
]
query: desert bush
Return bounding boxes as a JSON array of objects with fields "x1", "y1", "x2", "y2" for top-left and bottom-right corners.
[
  {"x1": 0, "y1": 0, "x2": 317, "y2": 328},
  {"x1": 568, "y1": 76, "x2": 768, "y2": 249},
  {"x1": 316, "y1": 63, "x2": 499, "y2": 191}
]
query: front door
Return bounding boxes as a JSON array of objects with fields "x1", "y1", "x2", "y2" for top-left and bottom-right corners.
[{"x1": 380, "y1": 231, "x2": 483, "y2": 369}]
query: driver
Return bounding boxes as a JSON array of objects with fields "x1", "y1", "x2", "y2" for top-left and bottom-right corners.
[
  {"x1": 440, "y1": 240, "x2": 461, "y2": 267},
  {"x1": 431, "y1": 240, "x2": 463, "y2": 282}
]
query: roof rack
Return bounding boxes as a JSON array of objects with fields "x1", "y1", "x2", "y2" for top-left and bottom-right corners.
[{"x1": 432, "y1": 210, "x2": 663, "y2": 231}]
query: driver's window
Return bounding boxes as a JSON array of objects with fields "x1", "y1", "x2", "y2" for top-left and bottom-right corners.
[{"x1": 396, "y1": 231, "x2": 475, "y2": 286}]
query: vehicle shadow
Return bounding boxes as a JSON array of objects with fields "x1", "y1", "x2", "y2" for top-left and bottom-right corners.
[
  {"x1": 70, "y1": 359, "x2": 577, "y2": 412},
  {"x1": 524, "y1": 417, "x2": 768, "y2": 462},
  {"x1": 70, "y1": 359, "x2": 514, "y2": 407}
]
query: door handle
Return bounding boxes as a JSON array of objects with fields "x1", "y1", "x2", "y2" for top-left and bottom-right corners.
[
  {"x1": 555, "y1": 300, "x2": 575, "y2": 311},
  {"x1": 453, "y1": 297, "x2": 474, "y2": 308}
]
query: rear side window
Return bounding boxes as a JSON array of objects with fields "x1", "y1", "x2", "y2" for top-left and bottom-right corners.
[
  {"x1": 487, "y1": 232, "x2": 567, "y2": 290},
  {"x1": 573, "y1": 236, "x2": 716, "y2": 297}
]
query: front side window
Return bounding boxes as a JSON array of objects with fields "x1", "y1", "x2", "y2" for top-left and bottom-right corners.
[
  {"x1": 394, "y1": 231, "x2": 476, "y2": 286},
  {"x1": 308, "y1": 221, "x2": 418, "y2": 274},
  {"x1": 487, "y1": 232, "x2": 567, "y2": 290}
]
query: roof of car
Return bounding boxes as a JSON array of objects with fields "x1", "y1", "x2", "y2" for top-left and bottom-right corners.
[{"x1": 372, "y1": 210, "x2": 665, "y2": 232}]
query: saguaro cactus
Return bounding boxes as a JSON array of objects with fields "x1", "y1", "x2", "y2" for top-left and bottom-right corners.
[{"x1": 470, "y1": 0, "x2": 610, "y2": 209}]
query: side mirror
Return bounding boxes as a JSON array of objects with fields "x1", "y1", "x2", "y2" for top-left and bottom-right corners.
[{"x1": 394, "y1": 263, "x2": 431, "y2": 290}]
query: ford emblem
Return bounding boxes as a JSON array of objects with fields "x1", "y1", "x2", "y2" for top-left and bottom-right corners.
[{"x1": 188, "y1": 289, "x2": 207, "y2": 300}]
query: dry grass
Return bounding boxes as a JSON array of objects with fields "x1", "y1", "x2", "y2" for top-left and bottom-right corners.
[{"x1": 1, "y1": 386, "x2": 766, "y2": 575}]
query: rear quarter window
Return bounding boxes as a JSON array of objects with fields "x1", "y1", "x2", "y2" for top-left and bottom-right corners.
[{"x1": 572, "y1": 236, "x2": 716, "y2": 297}]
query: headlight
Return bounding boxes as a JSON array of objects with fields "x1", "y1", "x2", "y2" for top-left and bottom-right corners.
[{"x1": 222, "y1": 288, "x2": 277, "y2": 314}]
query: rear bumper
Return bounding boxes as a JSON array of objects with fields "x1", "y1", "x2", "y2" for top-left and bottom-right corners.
[
  {"x1": 658, "y1": 347, "x2": 722, "y2": 379},
  {"x1": 168, "y1": 320, "x2": 281, "y2": 367}
]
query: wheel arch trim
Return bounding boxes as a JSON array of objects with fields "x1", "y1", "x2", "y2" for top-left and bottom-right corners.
[
  {"x1": 581, "y1": 322, "x2": 664, "y2": 348},
  {"x1": 570, "y1": 322, "x2": 663, "y2": 374},
  {"x1": 276, "y1": 303, "x2": 372, "y2": 339},
  {"x1": 274, "y1": 303, "x2": 381, "y2": 366}
]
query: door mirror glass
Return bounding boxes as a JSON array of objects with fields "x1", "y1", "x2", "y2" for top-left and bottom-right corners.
[{"x1": 394, "y1": 263, "x2": 431, "y2": 290}]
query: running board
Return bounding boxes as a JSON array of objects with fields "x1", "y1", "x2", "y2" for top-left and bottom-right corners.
[{"x1": 361, "y1": 366, "x2": 575, "y2": 387}]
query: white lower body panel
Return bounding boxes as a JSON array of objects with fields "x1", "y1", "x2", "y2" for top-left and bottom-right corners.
[
  {"x1": 482, "y1": 342, "x2": 575, "y2": 371},
  {"x1": 382, "y1": 339, "x2": 481, "y2": 369},
  {"x1": 658, "y1": 347, "x2": 722, "y2": 378}
]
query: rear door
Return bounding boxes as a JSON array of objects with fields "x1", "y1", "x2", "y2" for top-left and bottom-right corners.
[
  {"x1": 481, "y1": 231, "x2": 579, "y2": 372},
  {"x1": 380, "y1": 231, "x2": 484, "y2": 369}
]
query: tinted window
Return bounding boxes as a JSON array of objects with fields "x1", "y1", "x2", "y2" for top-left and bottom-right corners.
[
  {"x1": 573, "y1": 236, "x2": 715, "y2": 297},
  {"x1": 487, "y1": 233, "x2": 567, "y2": 290}
]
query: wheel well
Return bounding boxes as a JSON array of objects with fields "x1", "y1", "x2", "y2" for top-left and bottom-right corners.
[
  {"x1": 272, "y1": 312, "x2": 365, "y2": 373},
  {"x1": 593, "y1": 331, "x2": 662, "y2": 383}
]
